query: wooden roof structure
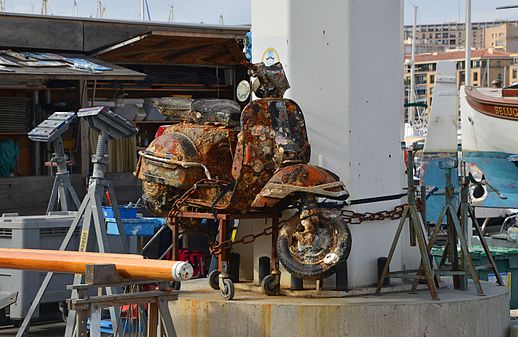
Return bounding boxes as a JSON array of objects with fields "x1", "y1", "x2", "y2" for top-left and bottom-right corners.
[{"x1": 95, "y1": 31, "x2": 245, "y2": 66}]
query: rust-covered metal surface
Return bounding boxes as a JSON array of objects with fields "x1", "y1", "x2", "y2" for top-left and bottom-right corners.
[
  {"x1": 137, "y1": 97, "x2": 314, "y2": 212},
  {"x1": 277, "y1": 208, "x2": 352, "y2": 280},
  {"x1": 251, "y1": 164, "x2": 349, "y2": 208},
  {"x1": 230, "y1": 98, "x2": 311, "y2": 209},
  {"x1": 136, "y1": 123, "x2": 237, "y2": 215},
  {"x1": 249, "y1": 62, "x2": 291, "y2": 98},
  {"x1": 153, "y1": 97, "x2": 241, "y2": 127}
]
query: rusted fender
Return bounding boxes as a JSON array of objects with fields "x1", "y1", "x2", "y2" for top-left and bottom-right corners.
[{"x1": 251, "y1": 164, "x2": 349, "y2": 208}]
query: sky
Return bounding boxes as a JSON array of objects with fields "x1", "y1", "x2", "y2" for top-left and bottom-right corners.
[
  {"x1": 1, "y1": 0, "x2": 251, "y2": 25},
  {"x1": 1, "y1": 1, "x2": 518, "y2": 26},
  {"x1": 404, "y1": 0, "x2": 518, "y2": 25}
]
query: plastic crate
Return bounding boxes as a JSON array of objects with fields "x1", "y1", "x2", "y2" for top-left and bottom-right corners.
[
  {"x1": 102, "y1": 206, "x2": 137, "y2": 219},
  {"x1": 106, "y1": 217, "x2": 166, "y2": 236},
  {"x1": 0, "y1": 212, "x2": 79, "y2": 320},
  {"x1": 432, "y1": 245, "x2": 516, "y2": 308}
]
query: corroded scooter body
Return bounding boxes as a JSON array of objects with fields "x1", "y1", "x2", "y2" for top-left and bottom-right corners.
[{"x1": 136, "y1": 62, "x2": 351, "y2": 280}]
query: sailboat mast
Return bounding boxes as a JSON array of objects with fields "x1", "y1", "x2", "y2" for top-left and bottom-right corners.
[
  {"x1": 41, "y1": 0, "x2": 48, "y2": 15},
  {"x1": 409, "y1": 5, "x2": 417, "y2": 127},
  {"x1": 465, "y1": 0, "x2": 472, "y2": 86}
]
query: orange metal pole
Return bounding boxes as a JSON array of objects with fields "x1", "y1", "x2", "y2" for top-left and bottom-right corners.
[
  {"x1": 0, "y1": 249, "x2": 192, "y2": 281},
  {"x1": 1, "y1": 248, "x2": 143, "y2": 260}
]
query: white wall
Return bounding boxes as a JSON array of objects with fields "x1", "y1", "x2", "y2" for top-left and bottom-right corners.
[{"x1": 249, "y1": 0, "x2": 412, "y2": 287}]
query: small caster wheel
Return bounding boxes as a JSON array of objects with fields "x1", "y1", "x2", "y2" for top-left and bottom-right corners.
[
  {"x1": 208, "y1": 270, "x2": 220, "y2": 290},
  {"x1": 171, "y1": 281, "x2": 181, "y2": 290},
  {"x1": 261, "y1": 274, "x2": 280, "y2": 296},
  {"x1": 221, "y1": 278, "x2": 235, "y2": 300}
]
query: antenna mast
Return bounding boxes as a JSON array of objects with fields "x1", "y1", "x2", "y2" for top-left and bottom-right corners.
[
  {"x1": 74, "y1": 0, "x2": 78, "y2": 16},
  {"x1": 219, "y1": 14, "x2": 224, "y2": 25},
  {"x1": 168, "y1": 4, "x2": 174, "y2": 22},
  {"x1": 41, "y1": 0, "x2": 48, "y2": 15}
]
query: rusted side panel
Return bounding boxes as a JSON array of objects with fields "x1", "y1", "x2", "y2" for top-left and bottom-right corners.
[
  {"x1": 252, "y1": 164, "x2": 349, "y2": 208},
  {"x1": 137, "y1": 123, "x2": 237, "y2": 214}
]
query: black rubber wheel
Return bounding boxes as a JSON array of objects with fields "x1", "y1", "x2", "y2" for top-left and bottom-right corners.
[
  {"x1": 277, "y1": 209, "x2": 352, "y2": 280},
  {"x1": 171, "y1": 281, "x2": 181, "y2": 290},
  {"x1": 261, "y1": 274, "x2": 280, "y2": 296},
  {"x1": 221, "y1": 278, "x2": 235, "y2": 300},
  {"x1": 208, "y1": 270, "x2": 220, "y2": 290}
]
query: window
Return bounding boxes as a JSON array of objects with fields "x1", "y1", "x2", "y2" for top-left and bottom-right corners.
[
  {"x1": 473, "y1": 72, "x2": 478, "y2": 81},
  {"x1": 450, "y1": 39, "x2": 456, "y2": 45},
  {"x1": 513, "y1": 69, "x2": 517, "y2": 79},
  {"x1": 443, "y1": 33, "x2": 448, "y2": 38}
]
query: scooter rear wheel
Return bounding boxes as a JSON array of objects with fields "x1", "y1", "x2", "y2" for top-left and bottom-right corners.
[{"x1": 277, "y1": 209, "x2": 351, "y2": 280}]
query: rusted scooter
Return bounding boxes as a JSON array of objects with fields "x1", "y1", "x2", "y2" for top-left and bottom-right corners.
[{"x1": 136, "y1": 62, "x2": 352, "y2": 299}]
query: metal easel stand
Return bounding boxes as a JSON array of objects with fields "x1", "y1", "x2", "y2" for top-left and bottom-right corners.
[
  {"x1": 16, "y1": 131, "x2": 129, "y2": 337},
  {"x1": 47, "y1": 137, "x2": 81, "y2": 213},
  {"x1": 417, "y1": 158, "x2": 502, "y2": 296},
  {"x1": 68, "y1": 264, "x2": 177, "y2": 337},
  {"x1": 375, "y1": 143, "x2": 440, "y2": 300}
]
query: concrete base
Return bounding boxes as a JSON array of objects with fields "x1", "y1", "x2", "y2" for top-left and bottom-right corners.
[{"x1": 171, "y1": 279, "x2": 509, "y2": 337}]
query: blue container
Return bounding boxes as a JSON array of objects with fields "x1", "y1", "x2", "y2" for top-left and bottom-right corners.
[
  {"x1": 102, "y1": 206, "x2": 137, "y2": 219},
  {"x1": 106, "y1": 217, "x2": 166, "y2": 236}
]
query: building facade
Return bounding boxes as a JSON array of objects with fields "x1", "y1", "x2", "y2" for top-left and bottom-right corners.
[
  {"x1": 485, "y1": 23, "x2": 518, "y2": 52},
  {"x1": 404, "y1": 21, "x2": 518, "y2": 54},
  {"x1": 404, "y1": 49, "x2": 512, "y2": 119}
]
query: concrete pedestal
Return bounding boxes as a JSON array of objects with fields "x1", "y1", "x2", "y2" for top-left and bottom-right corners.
[{"x1": 170, "y1": 279, "x2": 509, "y2": 337}]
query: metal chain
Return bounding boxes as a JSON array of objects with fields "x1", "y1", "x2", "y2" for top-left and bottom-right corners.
[
  {"x1": 209, "y1": 220, "x2": 287, "y2": 255},
  {"x1": 208, "y1": 204, "x2": 408, "y2": 254},
  {"x1": 339, "y1": 204, "x2": 407, "y2": 224}
]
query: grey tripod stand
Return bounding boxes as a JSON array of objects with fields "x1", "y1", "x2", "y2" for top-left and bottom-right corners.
[
  {"x1": 28, "y1": 111, "x2": 81, "y2": 213},
  {"x1": 17, "y1": 107, "x2": 137, "y2": 337}
]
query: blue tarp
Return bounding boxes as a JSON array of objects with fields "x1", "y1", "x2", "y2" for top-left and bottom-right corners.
[
  {"x1": 420, "y1": 154, "x2": 459, "y2": 224},
  {"x1": 464, "y1": 151, "x2": 518, "y2": 209}
]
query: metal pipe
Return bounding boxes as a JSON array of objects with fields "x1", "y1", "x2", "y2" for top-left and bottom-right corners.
[
  {"x1": 1, "y1": 248, "x2": 143, "y2": 260},
  {"x1": 409, "y1": 5, "x2": 417, "y2": 128},
  {"x1": 139, "y1": 151, "x2": 212, "y2": 180},
  {"x1": 0, "y1": 249, "x2": 193, "y2": 281},
  {"x1": 465, "y1": 0, "x2": 472, "y2": 86}
]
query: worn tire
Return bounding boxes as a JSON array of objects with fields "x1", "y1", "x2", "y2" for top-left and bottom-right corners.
[
  {"x1": 277, "y1": 209, "x2": 352, "y2": 280},
  {"x1": 208, "y1": 270, "x2": 220, "y2": 290},
  {"x1": 261, "y1": 274, "x2": 280, "y2": 296},
  {"x1": 221, "y1": 279, "x2": 235, "y2": 300}
]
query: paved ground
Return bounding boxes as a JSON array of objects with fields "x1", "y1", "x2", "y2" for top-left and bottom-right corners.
[{"x1": 0, "y1": 322, "x2": 64, "y2": 337}]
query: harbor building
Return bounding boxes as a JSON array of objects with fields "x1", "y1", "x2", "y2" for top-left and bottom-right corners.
[
  {"x1": 485, "y1": 22, "x2": 518, "y2": 52},
  {"x1": 404, "y1": 20, "x2": 518, "y2": 54},
  {"x1": 404, "y1": 48, "x2": 513, "y2": 115}
]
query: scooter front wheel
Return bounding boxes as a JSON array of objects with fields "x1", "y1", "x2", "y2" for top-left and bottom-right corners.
[{"x1": 277, "y1": 209, "x2": 351, "y2": 280}]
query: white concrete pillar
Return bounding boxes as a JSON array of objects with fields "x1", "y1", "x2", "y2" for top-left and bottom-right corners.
[{"x1": 248, "y1": 0, "x2": 411, "y2": 287}]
